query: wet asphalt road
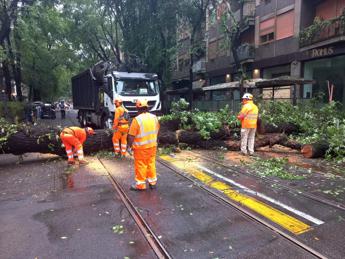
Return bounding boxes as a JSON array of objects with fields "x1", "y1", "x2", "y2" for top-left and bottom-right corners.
[
  {"x1": 0, "y1": 111, "x2": 344, "y2": 258},
  {"x1": 0, "y1": 113, "x2": 156, "y2": 259}
]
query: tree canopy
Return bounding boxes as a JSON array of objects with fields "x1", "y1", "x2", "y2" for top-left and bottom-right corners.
[{"x1": 0, "y1": 0, "x2": 223, "y2": 101}]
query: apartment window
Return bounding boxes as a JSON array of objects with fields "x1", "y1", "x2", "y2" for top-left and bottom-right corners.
[
  {"x1": 316, "y1": 0, "x2": 345, "y2": 20},
  {"x1": 276, "y1": 10, "x2": 295, "y2": 40},
  {"x1": 260, "y1": 32, "x2": 274, "y2": 43},
  {"x1": 259, "y1": 10, "x2": 295, "y2": 44},
  {"x1": 259, "y1": 17, "x2": 275, "y2": 44}
]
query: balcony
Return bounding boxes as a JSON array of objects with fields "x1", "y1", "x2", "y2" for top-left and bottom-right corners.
[
  {"x1": 237, "y1": 44, "x2": 255, "y2": 63},
  {"x1": 299, "y1": 17, "x2": 345, "y2": 48},
  {"x1": 234, "y1": 1, "x2": 255, "y2": 29},
  {"x1": 192, "y1": 59, "x2": 206, "y2": 73}
]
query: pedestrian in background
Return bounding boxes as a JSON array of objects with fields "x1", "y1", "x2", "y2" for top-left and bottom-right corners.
[
  {"x1": 60, "y1": 126, "x2": 95, "y2": 165},
  {"x1": 60, "y1": 101, "x2": 66, "y2": 119},
  {"x1": 24, "y1": 102, "x2": 33, "y2": 124},
  {"x1": 237, "y1": 93, "x2": 259, "y2": 156},
  {"x1": 127, "y1": 100, "x2": 160, "y2": 191},
  {"x1": 35, "y1": 104, "x2": 42, "y2": 120},
  {"x1": 112, "y1": 98, "x2": 130, "y2": 158}
]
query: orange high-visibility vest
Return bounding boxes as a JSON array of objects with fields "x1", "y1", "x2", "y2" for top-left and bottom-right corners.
[
  {"x1": 130, "y1": 112, "x2": 159, "y2": 150},
  {"x1": 61, "y1": 127, "x2": 87, "y2": 144},
  {"x1": 113, "y1": 106, "x2": 129, "y2": 129},
  {"x1": 238, "y1": 101, "x2": 259, "y2": 129}
]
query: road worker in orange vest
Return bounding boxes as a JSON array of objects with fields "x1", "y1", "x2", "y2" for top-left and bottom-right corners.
[
  {"x1": 60, "y1": 126, "x2": 95, "y2": 165},
  {"x1": 127, "y1": 99, "x2": 160, "y2": 191},
  {"x1": 237, "y1": 93, "x2": 259, "y2": 156},
  {"x1": 112, "y1": 98, "x2": 130, "y2": 157}
]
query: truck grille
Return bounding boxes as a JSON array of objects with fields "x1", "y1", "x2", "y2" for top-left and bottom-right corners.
[{"x1": 123, "y1": 101, "x2": 156, "y2": 112}]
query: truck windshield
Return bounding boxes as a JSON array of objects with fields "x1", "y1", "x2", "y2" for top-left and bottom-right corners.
[{"x1": 115, "y1": 80, "x2": 158, "y2": 96}]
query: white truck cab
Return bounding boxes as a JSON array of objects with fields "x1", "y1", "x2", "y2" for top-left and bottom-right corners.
[{"x1": 72, "y1": 62, "x2": 161, "y2": 129}]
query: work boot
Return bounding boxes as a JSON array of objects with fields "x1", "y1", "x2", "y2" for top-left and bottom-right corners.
[
  {"x1": 67, "y1": 160, "x2": 75, "y2": 166},
  {"x1": 130, "y1": 184, "x2": 146, "y2": 191},
  {"x1": 78, "y1": 160, "x2": 89, "y2": 166},
  {"x1": 149, "y1": 184, "x2": 156, "y2": 190}
]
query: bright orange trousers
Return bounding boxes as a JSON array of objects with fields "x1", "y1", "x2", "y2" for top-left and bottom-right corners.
[
  {"x1": 112, "y1": 125, "x2": 129, "y2": 155},
  {"x1": 133, "y1": 147, "x2": 157, "y2": 190},
  {"x1": 60, "y1": 133, "x2": 84, "y2": 162}
]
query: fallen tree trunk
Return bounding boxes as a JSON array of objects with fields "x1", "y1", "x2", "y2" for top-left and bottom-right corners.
[
  {"x1": 160, "y1": 129, "x2": 290, "y2": 151},
  {"x1": 1, "y1": 126, "x2": 113, "y2": 156},
  {"x1": 301, "y1": 142, "x2": 329, "y2": 158},
  {"x1": 0, "y1": 124, "x2": 300, "y2": 156},
  {"x1": 258, "y1": 122, "x2": 300, "y2": 135}
]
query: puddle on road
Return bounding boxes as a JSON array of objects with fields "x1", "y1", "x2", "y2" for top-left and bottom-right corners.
[{"x1": 61, "y1": 173, "x2": 75, "y2": 189}]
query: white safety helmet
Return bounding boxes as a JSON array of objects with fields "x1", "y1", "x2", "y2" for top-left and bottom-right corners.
[{"x1": 242, "y1": 93, "x2": 253, "y2": 100}]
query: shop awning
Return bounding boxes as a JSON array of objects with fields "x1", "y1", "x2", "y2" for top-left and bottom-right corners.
[
  {"x1": 165, "y1": 86, "x2": 203, "y2": 95},
  {"x1": 202, "y1": 79, "x2": 258, "y2": 91},
  {"x1": 203, "y1": 81, "x2": 239, "y2": 91},
  {"x1": 255, "y1": 76, "x2": 315, "y2": 88}
]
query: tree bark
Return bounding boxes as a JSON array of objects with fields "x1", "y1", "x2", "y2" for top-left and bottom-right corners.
[
  {"x1": 2, "y1": 59, "x2": 12, "y2": 100},
  {"x1": 1, "y1": 127, "x2": 113, "y2": 156},
  {"x1": 160, "y1": 129, "x2": 289, "y2": 151},
  {"x1": 258, "y1": 122, "x2": 300, "y2": 135},
  {"x1": 0, "y1": 125, "x2": 299, "y2": 156},
  {"x1": 301, "y1": 142, "x2": 329, "y2": 158}
]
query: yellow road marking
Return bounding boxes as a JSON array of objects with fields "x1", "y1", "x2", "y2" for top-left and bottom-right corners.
[{"x1": 160, "y1": 155, "x2": 311, "y2": 234}]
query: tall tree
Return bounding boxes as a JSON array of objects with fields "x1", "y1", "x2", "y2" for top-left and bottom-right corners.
[
  {"x1": 105, "y1": 0, "x2": 178, "y2": 79},
  {"x1": 179, "y1": 0, "x2": 210, "y2": 110},
  {"x1": 0, "y1": 0, "x2": 35, "y2": 101},
  {"x1": 18, "y1": 2, "x2": 85, "y2": 100},
  {"x1": 218, "y1": 0, "x2": 250, "y2": 97}
]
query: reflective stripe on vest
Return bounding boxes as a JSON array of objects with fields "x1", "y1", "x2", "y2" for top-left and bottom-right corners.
[{"x1": 133, "y1": 113, "x2": 159, "y2": 149}]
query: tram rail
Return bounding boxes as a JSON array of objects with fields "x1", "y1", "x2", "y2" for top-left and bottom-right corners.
[
  {"x1": 98, "y1": 158, "x2": 172, "y2": 259},
  {"x1": 189, "y1": 151, "x2": 345, "y2": 212},
  {"x1": 157, "y1": 157, "x2": 328, "y2": 259}
]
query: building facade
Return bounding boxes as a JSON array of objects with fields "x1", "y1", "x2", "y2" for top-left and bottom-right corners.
[{"x1": 168, "y1": 0, "x2": 345, "y2": 110}]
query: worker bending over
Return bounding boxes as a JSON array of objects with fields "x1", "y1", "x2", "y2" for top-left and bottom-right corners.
[
  {"x1": 112, "y1": 98, "x2": 130, "y2": 157},
  {"x1": 237, "y1": 93, "x2": 259, "y2": 156},
  {"x1": 60, "y1": 126, "x2": 95, "y2": 165},
  {"x1": 127, "y1": 100, "x2": 160, "y2": 191}
]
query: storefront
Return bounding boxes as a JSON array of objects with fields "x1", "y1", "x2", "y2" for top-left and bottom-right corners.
[
  {"x1": 261, "y1": 64, "x2": 292, "y2": 100},
  {"x1": 303, "y1": 54, "x2": 345, "y2": 104}
]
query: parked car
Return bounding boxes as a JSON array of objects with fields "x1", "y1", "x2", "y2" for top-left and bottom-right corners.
[{"x1": 41, "y1": 103, "x2": 56, "y2": 119}]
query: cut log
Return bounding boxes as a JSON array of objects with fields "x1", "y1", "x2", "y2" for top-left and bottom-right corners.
[
  {"x1": 301, "y1": 142, "x2": 329, "y2": 158},
  {"x1": 1, "y1": 126, "x2": 113, "y2": 156},
  {"x1": 160, "y1": 118, "x2": 180, "y2": 131},
  {"x1": 281, "y1": 139, "x2": 302, "y2": 150},
  {"x1": 158, "y1": 130, "x2": 178, "y2": 145},
  {"x1": 177, "y1": 130, "x2": 203, "y2": 144},
  {"x1": 158, "y1": 129, "x2": 290, "y2": 151},
  {"x1": 259, "y1": 122, "x2": 299, "y2": 135},
  {"x1": 0, "y1": 123, "x2": 301, "y2": 157},
  {"x1": 210, "y1": 125, "x2": 233, "y2": 140}
]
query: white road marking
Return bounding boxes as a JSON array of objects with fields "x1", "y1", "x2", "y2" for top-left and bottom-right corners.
[{"x1": 196, "y1": 164, "x2": 325, "y2": 225}]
